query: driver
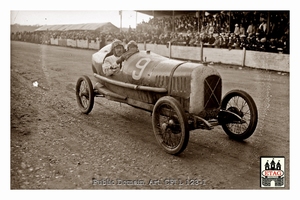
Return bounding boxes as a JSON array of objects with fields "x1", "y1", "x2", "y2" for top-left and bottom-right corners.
[
  {"x1": 102, "y1": 39, "x2": 125, "y2": 76},
  {"x1": 116, "y1": 40, "x2": 139, "y2": 65}
]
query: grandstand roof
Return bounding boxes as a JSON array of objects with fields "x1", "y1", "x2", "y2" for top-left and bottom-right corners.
[
  {"x1": 136, "y1": 10, "x2": 222, "y2": 17},
  {"x1": 34, "y1": 22, "x2": 119, "y2": 32},
  {"x1": 136, "y1": 10, "x2": 198, "y2": 17}
]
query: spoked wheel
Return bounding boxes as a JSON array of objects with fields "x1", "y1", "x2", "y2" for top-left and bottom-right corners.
[
  {"x1": 152, "y1": 96, "x2": 189, "y2": 155},
  {"x1": 75, "y1": 75, "x2": 94, "y2": 114},
  {"x1": 221, "y1": 90, "x2": 258, "y2": 140}
]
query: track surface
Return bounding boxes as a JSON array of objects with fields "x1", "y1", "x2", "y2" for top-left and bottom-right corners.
[{"x1": 10, "y1": 41, "x2": 289, "y2": 189}]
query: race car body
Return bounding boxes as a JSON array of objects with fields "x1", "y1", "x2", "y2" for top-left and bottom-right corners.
[
  {"x1": 76, "y1": 42, "x2": 258, "y2": 155},
  {"x1": 91, "y1": 44, "x2": 221, "y2": 118}
]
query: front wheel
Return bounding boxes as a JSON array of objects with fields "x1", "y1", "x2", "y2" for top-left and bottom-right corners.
[
  {"x1": 221, "y1": 90, "x2": 258, "y2": 140},
  {"x1": 75, "y1": 75, "x2": 94, "y2": 114},
  {"x1": 152, "y1": 96, "x2": 189, "y2": 155}
]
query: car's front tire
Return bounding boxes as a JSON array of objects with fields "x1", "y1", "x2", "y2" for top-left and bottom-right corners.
[{"x1": 152, "y1": 96, "x2": 189, "y2": 155}]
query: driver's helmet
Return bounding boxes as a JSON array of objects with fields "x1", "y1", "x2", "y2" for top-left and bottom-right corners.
[
  {"x1": 110, "y1": 39, "x2": 124, "y2": 55},
  {"x1": 126, "y1": 40, "x2": 138, "y2": 51}
]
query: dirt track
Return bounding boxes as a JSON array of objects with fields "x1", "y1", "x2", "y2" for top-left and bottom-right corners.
[{"x1": 10, "y1": 41, "x2": 290, "y2": 189}]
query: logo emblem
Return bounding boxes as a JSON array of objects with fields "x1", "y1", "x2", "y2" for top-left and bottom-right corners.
[{"x1": 260, "y1": 156, "x2": 285, "y2": 187}]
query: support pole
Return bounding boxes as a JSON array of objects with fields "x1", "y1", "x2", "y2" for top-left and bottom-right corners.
[
  {"x1": 242, "y1": 47, "x2": 246, "y2": 67},
  {"x1": 200, "y1": 42, "x2": 203, "y2": 62},
  {"x1": 119, "y1": 10, "x2": 122, "y2": 32},
  {"x1": 168, "y1": 42, "x2": 172, "y2": 58}
]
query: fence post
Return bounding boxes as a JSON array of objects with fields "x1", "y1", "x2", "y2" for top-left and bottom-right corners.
[
  {"x1": 242, "y1": 47, "x2": 246, "y2": 67},
  {"x1": 200, "y1": 42, "x2": 203, "y2": 62},
  {"x1": 169, "y1": 42, "x2": 172, "y2": 58}
]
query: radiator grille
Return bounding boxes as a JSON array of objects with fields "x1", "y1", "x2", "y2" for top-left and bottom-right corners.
[{"x1": 204, "y1": 75, "x2": 222, "y2": 109}]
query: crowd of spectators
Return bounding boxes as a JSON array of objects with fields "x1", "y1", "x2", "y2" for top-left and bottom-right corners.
[
  {"x1": 11, "y1": 11, "x2": 289, "y2": 54},
  {"x1": 134, "y1": 11, "x2": 289, "y2": 54}
]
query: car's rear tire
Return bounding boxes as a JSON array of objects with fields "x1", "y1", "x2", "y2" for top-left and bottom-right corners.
[
  {"x1": 221, "y1": 90, "x2": 258, "y2": 140},
  {"x1": 152, "y1": 96, "x2": 189, "y2": 155},
  {"x1": 76, "y1": 75, "x2": 94, "y2": 114}
]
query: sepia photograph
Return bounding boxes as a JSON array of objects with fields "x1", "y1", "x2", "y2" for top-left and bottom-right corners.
[{"x1": 5, "y1": 0, "x2": 298, "y2": 199}]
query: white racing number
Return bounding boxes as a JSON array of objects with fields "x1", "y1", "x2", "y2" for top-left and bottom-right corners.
[{"x1": 132, "y1": 58, "x2": 151, "y2": 80}]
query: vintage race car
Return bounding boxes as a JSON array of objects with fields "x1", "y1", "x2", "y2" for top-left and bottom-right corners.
[{"x1": 76, "y1": 43, "x2": 258, "y2": 155}]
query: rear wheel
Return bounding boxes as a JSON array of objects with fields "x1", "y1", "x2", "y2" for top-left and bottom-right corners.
[
  {"x1": 221, "y1": 90, "x2": 258, "y2": 140},
  {"x1": 152, "y1": 96, "x2": 189, "y2": 155},
  {"x1": 75, "y1": 75, "x2": 94, "y2": 114}
]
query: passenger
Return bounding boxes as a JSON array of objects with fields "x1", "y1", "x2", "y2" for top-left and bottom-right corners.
[
  {"x1": 126, "y1": 40, "x2": 139, "y2": 53},
  {"x1": 116, "y1": 40, "x2": 139, "y2": 65},
  {"x1": 102, "y1": 39, "x2": 125, "y2": 76}
]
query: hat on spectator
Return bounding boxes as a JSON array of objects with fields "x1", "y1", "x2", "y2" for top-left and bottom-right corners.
[
  {"x1": 260, "y1": 37, "x2": 267, "y2": 43},
  {"x1": 235, "y1": 24, "x2": 239, "y2": 27}
]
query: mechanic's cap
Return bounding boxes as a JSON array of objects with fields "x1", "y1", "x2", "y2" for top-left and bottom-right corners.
[
  {"x1": 111, "y1": 39, "x2": 124, "y2": 51},
  {"x1": 127, "y1": 40, "x2": 138, "y2": 50}
]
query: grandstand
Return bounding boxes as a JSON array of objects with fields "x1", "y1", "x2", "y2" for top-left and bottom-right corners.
[{"x1": 10, "y1": 10, "x2": 289, "y2": 72}]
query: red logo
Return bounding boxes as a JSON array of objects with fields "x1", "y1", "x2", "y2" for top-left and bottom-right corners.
[{"x1": 262, "y1": 170, "x2": 284, "y2": 177}]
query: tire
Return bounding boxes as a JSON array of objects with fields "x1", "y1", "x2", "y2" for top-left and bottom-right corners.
[
  {"x1": 152, "y1": 96, "x2": 189, "y2": 155},
  {"x1": 75, "y1": 75, "x2": 94, "y2": 114},
  {"x1": 221, "y1": 90, "x2": 258, "y2": 140}
]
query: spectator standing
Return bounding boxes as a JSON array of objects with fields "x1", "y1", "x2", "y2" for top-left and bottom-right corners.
[
  {"x1": 239, "y1": 24, "x2": 246, "y2": 36},
  {"x1": 244, "y1": 35, "x2": 252, "y2": 50},
  {"x1": 234, "y1": 24, "x2": 240, "y2": 36},
  {"x1": 228, "y1": 36, "x2": 234, "y2": 50},
  {"x1": 185, "y1": 34, "x2": 191, "y2": 46},
  {"x1": 208, "y1": 33, "x2": 216, "y2": 46},
  {"x1": 232, "y1": 35, "x2": 240, "y2": 49},
  {"x1": 258, "y1": 19, "x2": 267, "y2": 37},
  {"x1": 201, "y1": 33, "x2": 209, "y2": 44},
  {"x1": 195, "y1": 34, "x2": 201, "y2": 46},
  {"x1": 208, "y1": 23, "x2": 215, "y2": 34},
  {"x1": 215, "y1": 23, "x2": 221, "y2": 34},
  {"x1": 239, "y1": 35, "x2": 246, "y2": 49},
  {"x1": 220, "y1": 34, "x2": 229, "y2": 48},
  {"x1": 200, "y1": 24, "x2": 207, "y2": 34},
  {"x1": 189, "y1": 33, "x2": 196, "y2": 46},
  {"x1": 213, "y1": 34, "x2": 222, "y2": 48},
  {"x1": 246, "y1": 21, "x2": 256, "y2": 37},
  {"x1": 267, "y1": 38, "x2": 278, "y2": 53},
  {"x1": 223, "y1": 24, "x2": 230, "y2": 34}
]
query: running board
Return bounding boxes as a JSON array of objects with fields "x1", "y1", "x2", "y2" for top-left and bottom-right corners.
[
  {"x1": 94, "y1": 82, "x2": 127, "y2": 100},
  {"x1": 94, "y1": 82, "x2": 153, "y2": 112}
]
